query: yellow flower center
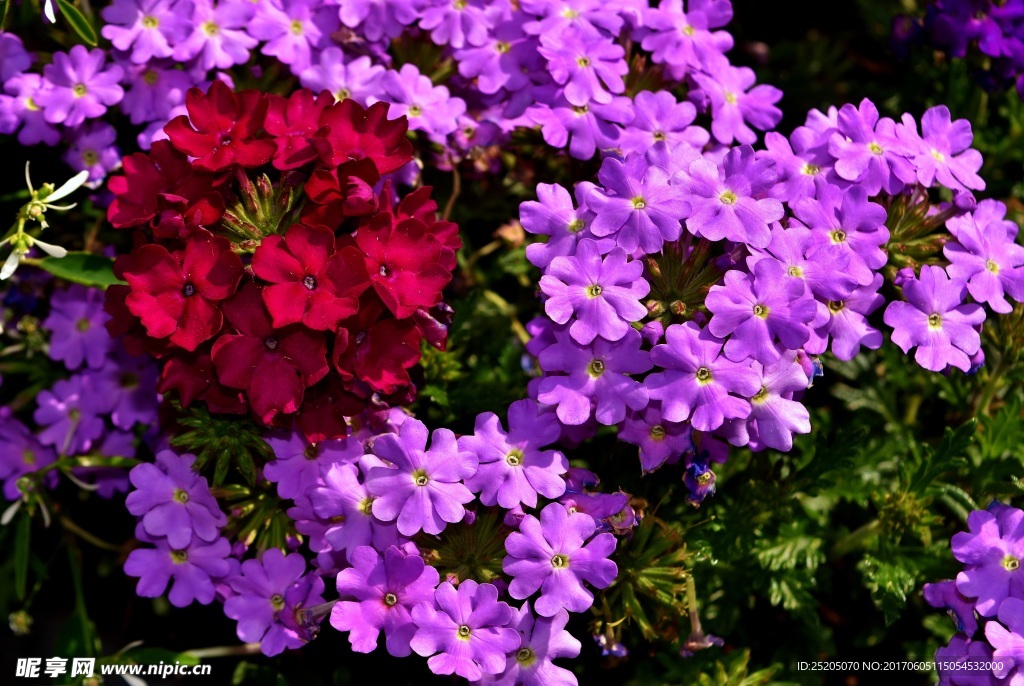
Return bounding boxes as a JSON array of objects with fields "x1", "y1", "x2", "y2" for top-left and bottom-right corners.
[
  {"x1": 496, "y1": 41, "x2": 510, "y2": 54},
  {"x1": 170, "y1": 549, "x2": 189, "y2": 564},
  {"x1": 334, "y1": 88, "x2": 351, "y2": 101},
  {"x1": 551, "y1": 553, "x2": 569, "y2": 568},
  {"x1": 457, "y1": 625, "x2": 471, "y2": 639},
  {"x1": 505, "y1": 449, "x2": 524, "y2": 467},
  {"x1": 413, "y1": 469, "x2": 429, "y2": 487},
  {"x1": 141, "y1": 15, "x2": 159, "y2": 28},
  {"x1": 868, "y1": 142, "x2": 884, "y2": 154},
  {"x1": 359, "y1": 497, "x2": 374, "y2": 515},
  {"x1": 22, "y1": 450, "x2": 36, "y2": 466},
  {"x1": 682, "y1": 24, "x2": 695, "y2": 36},
  {"x1": 143, "y1": 69, "x2": 160, "y2": 85},
  {"x1": 587, "y1": 359, "x2": 605, "y2": 378},
  {"x1": 830, "y1": 229, "x2": 846, "y2": 244},
  {"x1": 174, "y1": 488, "x2": 189, "y2": 503},
  {"x1": 649, "y1": 424, "x2": 666, "y2": 441},
  {"x1": 787, "y1": 265, "x2": 803, "y2": 277},
  {"x1": 568, "y1": 218, "x2": 584, "y2": 234},
  {"x1": 753, "y1": 304, "x2": 770, "y2": 319},
  {"x1": 719, "y1": 190, "x2": 737, "y2": 205},
  {"x1": 928, "y1": 313, "x2": 942, "y2": 330},
  {"x1": 800, "y1": 162, "x2": 819, "y2": 176},
  {"x1": 695, "y1": 367, "x2": 713, "y2": 385},
  {"x1": 827, "y1": 300, "x2": 845, "y2": 313},
  {"x1": 408, "y1": 104, "x2": 423, "y2": 117},
  {"x1": 73, "y1": 84, "x2": 88, "y2": 98},
  {"x1": 384, "y1": 592, "x2": 398, "y2": 606},
  {"x1": 631, "y1": 196, "x2": 646, "y2": 210},
  {"x1": 270, "y1": 593, "x2": 285, "y2": 611},
  {"x1": 25, "y1": 97, "x2": 40, "y2": 111},
  {"x1": 987, "y1": 259, "x2": 1000, "y2": 273},
  {"x1": 930, "y1": 149, "x2": 945, "y2": 162},
  {"x1": 576, "y1": 56, "x2": 591, "y2": 67},
  {"x1": 723, "y1": 90, "x2": 737, "y2": 105},
  {"x1": 202, "y1": 21, "x2": 220, "y2": 36},
  {"x1": 290, "y1": 20, "x2": 304, "y2": 35},
  {"x1": 1003, "y1": 555, "x2": 1020, "y2": 571},
  {"x1": 752, "y1": 386, "x2": 769, "y2": 404},
  {"x1": 82, "y1": 150, "x2": 99, "y2": 166},
  {"x1": 517, "y1": 647, "x2": 536, "y2": 666},
  {"x1": 586, "y1": 284, "x2": 602, "y2": 298}
]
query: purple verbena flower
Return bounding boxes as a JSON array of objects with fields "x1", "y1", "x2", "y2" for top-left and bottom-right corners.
[
  {"x1": 522, "y1": 0, "x2": 623, "y2": 38},
  {"x1": 173, "y1": 0, "x2": 258, "y2": 70},
  {"x1": 521, "y1": 182, "x2": 609, "y2": 270},
  {"x1": 538, "y1": 29, "x2": 627, "y2": 106},
  {"x1": 418, "y1": 0, "x2": 493, "y2": 49},
  {"x1": 723, "y1": 351, "x2": 811, "y2": 451},
  {"x1": 619, "y1": 90, "x2": 710, "y2": 156},
  {"x1": 337, "y1": 0, "x2": 418, "y2": 41},
  {"x1": 371, "y1": 64, "x2": 467, "y2": 141},
  {"x1": 618, "y1": 403, "x2": 693, "y2": 474},
  {"x1": 249, "y1": 0, "x2": 339, "y2": 73},
  {"x1": 828, "y1": 98, "x2": 915, "y2": 196},
  {"x1": 43, "y1": 284, "x2": 113, "y2": 370},
  {"x1": 119, "y1": 63, "x2": 193, "y2": 125},
  {"x1": 311, "y1": 458, "x2": 401, "y2": 560},
  {"x1": 986, "y1": 597, "x2": 1024, "y2": 684},
  {"x1": 64, "y1": 122, "x2": 121, "y2": 184},
  {"x1": 640, "y1": 0, "x2": 734, "y2": 75},
  {"x1": 0, "y1": 74, "x2": 62, "y2": 146},
  {"x1": 100, "y1": 0, "x2": 194, "y2": 63},
  {"x1": 0, "y1": 33, "x2": 32, "y2": 82},
  {"x1": 124, "y1": 526, "x2": 232, "y2": 607},
  {"x1": 923, "y1": 579, "x2": 979, "y2": 636},
  {"x1": 454, "y1": 20, "x2": 539, "y2": 95},
  {"x1": 691, "y1": 53, "x2": 783, "y2": 145},
  {"x1": 951, "y1": 503, "x2": 1024, "y2": 616},
  {"x1": 35, "y1": 46, "x2": 125, "y2": 128},
  {"x1": 528, "y1": 94, "x2": 633, "y2": 160},
  {"x1": 896, "y1": 105, "x2": 985, "y2": 192},
  {"x1": 819, "y1": 274, "x2": 885, "y2": 360},
  {"x1": 0, "y1": 417, "x2": 57, "y2": 501},
  {"x1": 481, "y1": 604, "x2": 582, "y2": 686},
  {"x1": 34, "y1": 375, "x2": 107, "y2": 455},
  {"x1": 263, "y1": 429, "x2": 362, "y2": 500},
  {"x1": 945, "y1": 210, "x2": 1024, "y2": 314},
  {"x1": 758, "y1": 128, "x2": 834, "y2": 202},
  {"x1": 81, "y1": 355, "x2": 160, "y2": 430},
  {"x1": 299, "y1": 48, "x2": 384, "y2": 106}
]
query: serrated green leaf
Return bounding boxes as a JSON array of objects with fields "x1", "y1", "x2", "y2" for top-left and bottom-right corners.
[
  {"x1": 57, "y1": 0, "x2": 98, "y2": 46},
  {"x1": 38, "y1": 252, "x2": 122, "y2": 288},
  {"x1": 858, "y1": 554, "x2": 918, "y2": 625}
]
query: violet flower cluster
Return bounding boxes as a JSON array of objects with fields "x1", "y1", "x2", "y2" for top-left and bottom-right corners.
[{"x1": 926, "y1": 501, "x2": 1024, "y2": 685}]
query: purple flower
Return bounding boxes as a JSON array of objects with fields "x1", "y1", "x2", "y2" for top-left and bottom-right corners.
[
  {"x1": 521, "y1": 182, "x2": 608, "y2": 270},
  {"x1": 986, "y1": 597, "x2": 1024, "y2": 683},
  {"x1": 124, "y1": 526, "x2": 232, "y2": 607},
  {"x1": 460, "y1": 399, "x2": 569, "y2": 509},
  {"x1": 503, "y1": 502, "x2": 617, "y2": 616},
  {"x1": 371, "y1": 64, "x2": 467, "y2": 141},
  {"x1": 454, "y1": 20, "x2": 539, "y2": 96},
  {"x1": 723, "y1": 351, "x2": 811, "y2": 451},
  {"x1": 125, "y1": 450, "x2": 227, "y2": 549},
  {"x1": 538, "y1": 29, "x2": 626, "y2": 106},
  {"x1": 646, "y1": 321, "x2": 761, "y2": 431},
  {"x1": 759, "y1": 128, "x2": 834, "y2": 202},
  {"x1": 923, "y1": 579, "x2": 979, "y2": 636},
  {"x1": 883, "y1": 265, "x2": 986, "y2": 373},
  {"x1": 828, "y1": 98, "x2": 915, "y2": 196},
  {"x1": 64, "y1": 122, "x2": 121, "y2": 184},
  {"x1": 119, "y1": 63, "x2": 193, "y2": 125},
  {"x1": 332, "y1": 545, "x2": 440, "y2": 656},
  {"x1": 896, "y1": 105, "x2": 985, "y2": 191},
  {"x1": 947, "y1": 199, "x2": 1018, "y2": 241},
  {"x1": 410, "y1": 579, "x2": 520, "y2": 681},
  {"x1": 35, "y1": 46, "x2": 124, "y2": 128},
  {"x1": 249, "y1": 0, "x2": 339, "y2": 73},
  {"x1": 618, "y1": 403, "x2": 693, "y2": 474},
  {"x1": 586, "y1": 149, "x2": 690, "y2": 254},
  {"x1": 681, "y1": 144, "x2": 783, "y2": 249},
  {"x1": 691, "y1": 53, "x2": 783, "y2": 145},
  {"x1": 640, "y1": 0, "x2": 734, "y2": 75},
  {"x1": 223, "y1": 548, "x2": 326, "y2": 656},
  {"x1": 34, "y1": 376, "x2": 107, "y2": 455},
  {"x1": 0, "y1": 33, "x2": 32, "y2": 82},
  {"x1": 418, "y1": 0, "x2": 493, "y2": 49},
  {"x1": 337, "y1": 0, "x2": 418, "y2": 42},
  {"x1": 0, "y1": 74, "x2": 62, "y2": 146},
  {"x1": 100, "y1": 0, "x2": 194, "y2": 63},
  {"x1": 945, "y1": 211, "x2": 1024, "y2": 314},
  {"x1": 540, "y1": 239, "x2": 650, "y2": 344},
  {"x1": 528, "y1": 94, "x2": 634, "y2": 160},
  {"x1": 173, "y1": 0, "x2": 258, "y2": 70},
  {"x1": 747, "y1": 222, "x2": 857, "y2": 303},
  {"x1": 263, "y1": 430, "x2": 362, "y2": 500},
  {"x1": 706, "y1": 259, "x2": 819, "y2": 365},
  {"x1": 935, "y1": 634, "x2": 997, "y2": 686},
  {"x1": 536, "y1": 327, "x2": 652, "y2": 426},
  {"x1": 952, "y1": 504, "x2": 1024, "y2": 616},
  {"x1": 0, "y1": 417, "x2": 57, "y2": 501},
  {"x1": 683, "y1": 451, "x2": 716, "y2": 506},
  {"x1": 521, "y1": 0, "x2": 623, "y2": 37},
  {"x1": 365, "y1": 418, "x2": 478, "y2": 536},
  {"x1": 311, "y1": 458, "x2": 400, "y2": 560},
  {"x1": 43, "y1": 284, "x2": 113, "y2": 370},
  {"x1": 299, "y1": 48, "x2": 384, "y2": 105},
  {"x1": 482, "y1": 604, "x2": 582, "y2": 686},
  {"x1": 819, "y1": 274, "x2": 885, "y2": 361},
  {"x1": 619, "y1": 90, "x2": 710, "y2": 156},
  {"x1": 81, "y1": 355, "x2": 159, "y2": 430}
]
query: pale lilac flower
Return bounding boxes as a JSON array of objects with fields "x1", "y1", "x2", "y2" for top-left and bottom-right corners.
[
  {"x1": 64, "y1": 122, "x2": 121, "y2": 184},
  {"x1": 952, "y1": 503, "x2": 1024, "y2": 616},
  {"x1": 249, "y1": 0, "x2": 339, "y2": 73},
  {"x1": 372, "y1": 64, "x2": 467, "y2": 140},
  {"x1": 43, "y1": 284, "x2": 112, "y2": 370},
  {"x1": 299, "y1": 48, "x2": 385, "y2": 105},
  {"x1": 124, "y1": 527, "x2": 232, "y2": 607},
  {"x1": 747, "y1": 222, "x2": 858, "y2": 303},
  {"x1": 100, "y1": 0, "x2": 194, "y2": 63},
  {"x1": 828, "y1": 98, "x2": 915, "y2": 196},
  {"x1": 0, "y1": 74, "x2": 62, "y2": 146},
  {"x1": 758, "y1": 128, "x2": 834, "y2": 202},
  {"x1": 311, "y1": 458, "x2": 401, "y2": 560},
  {"x1": 619, "y1": 90, "x2": 710, "y2": 156},
  {"x1": 35, "y1": 46, "x2": 125, "y2": 128},
  {"x1": 418, "y1": 0, "x2": 492, "y2": 48},
  {"x1": 947, "y1": 199, "x2": 1017, "y2": 241},
  {"x1": 640, "y1": 0, "x2": 734, "y2": 75},
  {"x1": 454, "y1": 20, "x2": 539, "y2": 95},
  {"x1": 119, "y1": 63, "x2": 193, "y2": 125},
  {"x1": 896, "y1": 105, "x2": 985, "y2": 192},
  {"x1": 691, "y1": 53, "x2": 783, "y2": 146},
  {"x1": 945, "y1": 213, "x2": 1024, "y2": 314},
  {"x1": 336, "y1": 0, "x2": 419, "y2": 42},
  {"x1": 521, "y1": 182, "x2": 606, "y2": 270},
  {"x1": 528, "y1": 94, "x2": 634, "y2": 160},
  {"x1": 521, "y1": 0, "x2": 623, "y2": 37},
  {"x1": 538, "y1": 29, "x2": 627, "y2": 106},
  {"x1": 819, "y1": 274, "x2": 885, "y2": 361},
  {"x1": 724, "y1": 351, "x2": 811, "y2": 451},
  {"x1": 481, "y1": 604, "x2": 582, "y2": 686},
  {"x1": 986, "y1": 598, "x2": 1024, "y2": 683},
  {"x1": 173, "y1": 0, "x2": 258, "y2": 70}
]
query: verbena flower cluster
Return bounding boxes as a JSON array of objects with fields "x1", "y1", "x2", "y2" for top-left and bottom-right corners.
[{"x1": 927, "y1": 501, "x2": 1024, "y2": 685}]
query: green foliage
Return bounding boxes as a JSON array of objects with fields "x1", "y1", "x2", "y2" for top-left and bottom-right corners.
[
  {"x1": 170, "y1": 404, "x2": 275, "y2": 486},
  {"x1": 37, "y1": 252, "x2": 123, "y2": 289},
  {"x1": 55, "y1": 0, "x2": 98, "y2": 46}
]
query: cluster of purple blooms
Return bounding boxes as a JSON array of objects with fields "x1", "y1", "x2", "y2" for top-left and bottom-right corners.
[
  {"x1": 926, "y1": 501, "x2": 1024, "y2": 685},
  {"x1": 895, "y1": 0, "x2": 1024, "y2": 101},
  {"x1": 0, "y1": 284, "x2": 159, "y2": 503},
  {"x1": 520, "y1": 95, "x2": 1023, "y2": 485},
  {"x1": 0, "y1": 0, "x2": 780, "y2": 187}
]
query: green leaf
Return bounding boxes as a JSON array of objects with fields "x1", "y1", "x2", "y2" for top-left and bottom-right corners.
[
  {"x1": 56, "y1": 0, "x2": 98, "y2": 46},
  {"x1": 38, "y1": 252, "x2": 123, "y2": 288},
  {"x1": 14, "y1": 512, "x2": 30, "y2": 601},
  {"x1": 858, "y1": 554, "x2": 918, "y2": 625},
  {"x1": 0, "y1": 0, "x2": 9, "y2": 29}
]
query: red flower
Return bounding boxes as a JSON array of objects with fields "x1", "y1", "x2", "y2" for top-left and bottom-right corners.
[
  {"x1": 103, "y1": 284, "x2": 170, "y2": 358},
  {"x1": 158, "y1": 346, "x2": 246, "y2": 414},
  {"x1": 393, "y1": 186, "x2": 462, "y2": 271},
  {"x1": 265, "y1": 89, "x2": 333, "y2": 170},
  {"x1": 165, "y1": 80, "x2": 276, "y2": 172},
  {"x1": 211, "y1": 284, "x2": 329, "y2": 424},
  {"x1": 292, "y1": 377, "x2": 366, "y2": 444},
  {"x1": 151, "y1": 191, "x2": 225, "y2": 241},
  {"x1": 302, "y1": 158, "x2": 380, "y2": 229},
  {"x1": 251, "y1": 222, "x2": 368, "y2": 330},
  {"x1": 314, "y1": 99, "x2": 413, "y2": 175},
  {"x1": 353, "y1": 211, "x2": 452, "y2": 319},
  {"x1": 333, "y1": 296, "x2": 422, "y2": 394},
  {"x1": 118, "y1": 229, "x2": 243, "y2": 351},
  {"x1": 107, "y1": 140, "x2": 193, "y2": 228}
]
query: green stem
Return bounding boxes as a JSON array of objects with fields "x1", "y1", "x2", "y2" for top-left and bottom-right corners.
[
  {"x1": 60, "y1": 516, "x2": 121, "y2": 552},
  {"x1": 184, "y1": 644, "x2": 262, "y2": 659},
  {"x1": 831, "y1": 519, "x2": 882, "y2": 559},
  {"x1": 975, "y1": 352, "x2": 1009, "y2": 417}
]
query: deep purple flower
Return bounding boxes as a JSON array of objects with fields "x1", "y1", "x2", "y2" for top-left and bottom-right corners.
[
  {"x1": 691, "y1": 53, "x2": 783, "y2": 145},
  {"x1": 529, "y1": 94, "x2": 634, "y2": 160},
  {"x1": 34, "y1": 376, "x2": 107, "y2": 455},
  {"x1": 640, "y1": 0, "x2": 734, "y2": 74},
  {"x1": 935, "y1": 634, "x2": 997, "y2": 686},
  {"x1": 460, "y1": 399, "x2": 568, "y2": 509},
  {"x1": 618, "y1": 403, "x2": 693, "y2": 474},
  {"x1": 336, "y1": 0, "x2": 418, "y2": 41},
  {"x1": 371, "y1": 64, "x2": 467, "y2": 141},
  {"x1": 418, "y1": 0, "x2": 493, "y2": 49},
  {"x1": 332, "y1": 545, "x2": 440, "y2": 656},
  {"x1": 986, "y1": 597, "x2": 1024, "y2": 683},
  {"x1": 884, "y1": 265, "x2": 986, "y2": 373},
  {"x1": 896, "y1": 105, "x2": 985, "y2": 191},
  {"x1": 538, "y1": 29, "x2": 626, "y2": 106},
  {"x1": 952, "y1": 504, "x2": 1024, "y2": 616},
  {"x1": 311, "y1": 457, "x2": 401, "y2": 560},
  {"x1": 706, "y1": 259, "x2": 819, "y2": 365},
  {"x1": 43, "y1": 284, "x2": 113, "y2": 370},
  {"x1": 0, "y1": 417, "x2": 57, "y2": 501},
  {"x1": 223, "y1": 548, "x2": 326, "y2": 656},
  {"x1": 410, "y1": 580, "x2": 520, "y2": 681},
  {"x1": 0, "y1": 33, "x2": 32, "y2": 82},
  {"x1": 249, "y1": 0, "x2": 339, "y2": 73},
  {"x1": 299, "y1": 48, "x2": 384, "y2": 105},
  {"x1": 536, "y1": 327, "x2": 651, "y2": 426},
  {"x1": 0, "y1": 74, "x2": 61, "y2": 146},
  {"x1": 759, "y1": 128, "x2": 834, "y2": 202},
  {"x1": 100, "y1": 0, "x2": 194, "y2": 63},
  {"x1": 681, "y1": 144, "x2": 783, "y2": 249},
  {"x1": 481, "y1": 604, "x2": 582, "y2": 686},
  {"x1": 263, "y1": 430, "x2": 362, "y2": 500},
  {"x1": 124, "y1": 526, "x2": 232, "y2": 607},
  {"x1": 125, "y1": 450, "x2": 227, "y2": 549},
  {"x1": 619, "y1": 90, "x2": 710, "y2": 156},
  {"x1": 923, "y1": 579, "x2": 979, "y2": 637},
  {"x1": 586, "y1": 150, "x2": 690, "y2": 254},
  {"x1": 683, "y1": 451, "x2": 717, "y2": 506},
  {"x1": 828, "y1": 98, "x2": 915, "y2": 196},
  {"x1": 82, "y1": 355, "x2": 159, "y2": 430},
  {"x1": 35, "y1": 46, "x2": 125, "y2": 128},
  {"x1": 747, "y1": 222, "x2": 858, "y2": 304},
  {"x1": 365, "y1": 418, "x2": 477, "y2": 536},
  {"x1": 173, "y1": 0, "x2": 258, "y2": 70},
  {"x1": 119, "y1": 63, "x2": 193, "y2": 125},
  {"x1": 646, "y1": 321, "x2": 761, "y2": 431},
  {"x1": 64, "y1": 122, "x2": 121, "y2": 184},
  {"x1": 503, "y1": 502, "x2": 617, "y2": 616},
  {"x1": 945, "y1": 211, "x2": 1024, "y2": 314},
  {"x1": 723, "y1": 351, "x2": 811, "y2": 451},
  {"x1": 819, "y1": 274, "x2": 885, "y2": 361}
]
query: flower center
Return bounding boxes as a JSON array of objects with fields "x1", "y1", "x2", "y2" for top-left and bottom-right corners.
[
  {"x1": 183, "y1": 283, "x2": 196, "y2": 297},
  {"x1": 829, "y1": 229, "x2": 846, "y2": 244},
  {"x1": 696, "y1": 471, "x2": 713, "y2": 485},
  {"x1": 329, "y1": 514, "x2": 346, "y2": 524},
  {"x1": 22, "y1": 450, "x2": 36, "y2": 466},
  {"x1": 576, "y1": 56, "x2": 591, "y2": 67},
  {"x1": 695, "y1": 367, "x2": 712, "y2": 384},
  {"x1": 384, "y1": 592, "x2": 398, "y2": 606},
  {"x1": 25, "y1": 97, "x2": 40, "y2": 111},
  {"x1": 561, "y1": 8, "x2": 579, "y2": 18},
  {"x1": 413, "y1": 469, "x2": 429, "y2": 487},
  {"x1": 303, "y1": 275, "x2": 317, "y2": 290},
  {"x1": 587, "y1": 359, "x2": 605, "y2": 378},
  {"x1": 868, "y1": 141, "x2": 884, "y2": 154},
  {"x1": 652, "y1": 130, "x2": 666, "y2": 141},
  {"x1": 986, "y1": 259, "x2": 1000, "y2": 273},
  {"x1": 202, "y1": 20, "x2": 220, "y2": 36},
  {"x1": 170, "y1": 549, "x2": 188, "y2": 564},
  {"x1": 453, "y1": 0, "x2": 467, "y2": 8},
  {"x1": 568, "y1": 218, "x2": 584, "y2": 233},
  {"x1": 1003, "y1": 554, "x2": 1020, "y2": 571},
  {"x1": 68, "y1": 408, "x2": 81, "y2": 420},
  {"x1": 682, "y1": 24, "x2": 695, "y2": 36},
  {"x1": 827, "y1": 300, "x2": 845, "y2": 313},
  {"x1": 264, "y1": 337, "x2": 279, "y2": 351},
  {"x1": 649, "y1": 424, "x2": 666, "y2": 441},
  {"x1": 457, "y1": 625, "x2": 471, "y2": 639},
  {"x1": 379, "y1": 265, "x2": 389, "y2": 277},
  {"x1": 72, "y1": 84, "x2": 88, "y2": 98},
  {"x1": 408, "y1": 104, "x2": 423, "y2": 117},
  {"x1": 800, "y1": 162, "x2": 819, "y2": 176},
  {"x1": 496, "y1": 41, "x2": 511, "y2": 53},
  {"x1": 719, "y1": 190, "x2": 737, "y2": 205},
  {"x1": 572, "y1": 105, "x2": 588, "y2": 115},
  {"x1": 551, "y1": 553, "x2": 569, "y2": 568},
  {"x1": 141, "y1": 15, "x2": 159, "y2": 28},
  {"x1": 505, "y1": 448, "x2": 524, "y2": 467},
  {"x1": 82, "y1": 149, "x2": 99, "y2": 166},
  {"x1": 752, "y1": 386, "x2": 769, "y2": 404},
  {"x1": 930, "y1": 149, "x2": 945, "y2": 162},
  {"x1": 927, "y1": 313, "x2": 942, "y2": 330},
  {"x1": 752, "y1": 304, "x2": 769, "y2": 319},
  {"x1": 334, "y1": 87, "x2": 351, "y2": 101},
  {"x1": 723, "y1": 90, "x2": 737, "y2": 105},
  {"x1": 516, "y1": 647, "x2": 536, "y2": 666},
  {"x1": 631, "y1": 196, "x2": 646, "y2": 210},
  {"x1": 358, "y1": 496, "x2": 374, "y2": 515},
  {"x1": 174, "y1": 488, "x2": 189, "y2": 503},
  {"x1": 289, "y1": 20, "x2": 304, "y2": 35},
  {"x1": 120, "y1": 372, "x2": 140, "y2": 389},
  {"x1": 787, "y1": 265, "x2": 803, "y2": 277},
  {"x1": 76, "y1": 317, "x2": 91, "y2": 332},
  {"x1": 586, "y1": 284, "x2": 602, "y2": 298},
  {"x1": 270, "y1": 593, "x2": 285, "y2": 611}
]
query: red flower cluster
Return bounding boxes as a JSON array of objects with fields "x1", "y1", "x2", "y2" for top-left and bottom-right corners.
[{"x1": 105, "y1": 82, "x2": 460, "y2": 442}]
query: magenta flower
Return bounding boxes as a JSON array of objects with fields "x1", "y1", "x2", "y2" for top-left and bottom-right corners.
[
  {"x1": 124, "y1": 526, "x2": 232, "y2": 607},
  {"x1": 35, "y1": 46, "x2": 125, "y2": 128},
  {"x1": 952, "y1": 504, "x2": 1024, "y2": 616},
  {"x1": 410, "y1": 579, "x2": 520, "y2": 681},
  {"x1": 100, "y1": 0, "x2": 194, "y2": 63},
  {"x1": 945, "y1": 211, "x2": 1024, "y2": 314},
  {"x1": 119, "y1": 63, "x2": 193, "y2": 125},
  {"x1": 883, "y1": 265, "x2": 986, "y2": 373},
  {"x1": 646, "y1": 321, "x2": 761, "y2": 431},
  {"x1": 173, "y1": 0, "x2": 258, "y2": 70},
  {"x1": 503, "y1": 503, "x2": 617, "y2": 616},
  {"x1": 540, "y1": 239, "x2": 650, "y2": 344},
  {"x1": 691, "y1": 53, "x2": 783, "y2": 145},
  {"x1": 828, "y1": 98, "x2": 915, "y2": 196},
  {"x1": 249, "y1": 0, "x2": 339, "y2": 73},
  {"x1": 125, "y1": 451, "x2": 226, "y2": 549},
  {"x1": 460, "y1": 399, "x2": 569, "y2": 510},
  {"x1": 538, "y1": 29, "x2": 626, "y2": 106},
  {"x1": 482, "y1": 604, "x2": 582, "y2": 686},
  {"x1": 706, "y1": 259, "x2": 819, "y2": 365},
  {"x1": 332, "y1": 545, "x2": 440, "y2": 657},
  {"x1": 586, "y1": 150, "x2": 690, "y2": 254},
  {"x1": 365, "y1": 418, "x2": 478, "y2": 536},
  {"x1": 263, "y1": 429, "x2": 363, "y2": 500},
  {"x1": 681, "y1": 144, "x2": 784, "y2": 249},
  {"x1": 896, "y1": 105, "x2": 985, "y2": 192},
  {"x1": 618, "y1": 403, "x2": 693, "y2": 474},
  {"x1": 43, "y1": 284, "x2": 112, "y2": 370},
  {"x1": 536, "y1": 328, "x2": 652, "y2": 426}
]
